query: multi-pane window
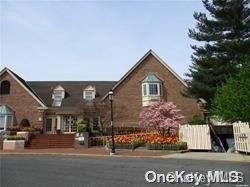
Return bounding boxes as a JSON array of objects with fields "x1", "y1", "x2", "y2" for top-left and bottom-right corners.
[
  {"x1": 83, "y1": 85, "x2": 95, "y2": 101},
  {"x1": 142, "y1": 83, "x2": 160, "y2": 96},
  {"x1": 52, "y1": 90, "x2": 64, "y2": 107},
  {"x1": 64, "y1": 116, "x2": 77, "y2": 132},
  {"x1": 141, "y1": 74, "x2": 162, "y2": 106},
  {"x1": 0, "y1": 115, "x2": 5, "y2": 130},
  {"x1": 46, "y1": 119, "x2": 52, "y2": 132},
  {"x1": 142, "y1": 84, "x2": 147, "y2": 96},
  {"x1": 149, "y1": 84, "x2": 159, "y2": 95},
  {"x1": 0, "y1": 115, "x2": 12, "y2": 130},
  {"x1": 0, "y1": 105, "x2": 13, "y2": 131},
  {"x1": 84, "y1": 90, "x2": 94, "y2": 100}
]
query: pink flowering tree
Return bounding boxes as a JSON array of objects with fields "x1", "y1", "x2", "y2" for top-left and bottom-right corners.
[{"x1": 139, "y1": 102, "x2": 184, "y2": 135}]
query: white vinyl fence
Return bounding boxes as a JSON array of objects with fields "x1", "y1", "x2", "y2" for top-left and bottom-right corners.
[
  {"x1": 179, "y1": 124, "x2": 212, "y2": 150},
  {"x1": 233, "y1": 122, "x2": 250, "y2": 153}
]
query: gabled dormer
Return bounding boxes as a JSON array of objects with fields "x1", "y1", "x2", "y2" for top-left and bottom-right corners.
[
  {"x1": 52, "y1": 85, "x2": 65, "y2": 107},
  {"x1": 83, "y1": 85, "x2": 96, "y2": 101}
]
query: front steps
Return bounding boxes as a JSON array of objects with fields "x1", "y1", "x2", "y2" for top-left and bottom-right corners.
[{"x1": 26, "y1": 134, "x2": 75, "y2": 149}]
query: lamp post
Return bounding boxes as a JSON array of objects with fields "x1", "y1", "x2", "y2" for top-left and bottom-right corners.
[
  {"x1": 109, "y1": 89, "x2": 115, "y2": 154},
  {"x1": 197, "y1": 98, "x2": 209, "y2": 124}
]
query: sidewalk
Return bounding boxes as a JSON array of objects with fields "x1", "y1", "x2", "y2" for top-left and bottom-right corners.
[
  {"x1": 1, "y1": 148, "x2": 249, "y2": 162},
  {"x1": 0, "y1": 147, "x2": 170, "y2": 158},
  {"x1": 163, "y1": 152, "x2": 250, "y2": 162}
]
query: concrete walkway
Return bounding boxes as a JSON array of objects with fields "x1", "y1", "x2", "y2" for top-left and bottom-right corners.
[
  {"x1": 1, "y1": 148, "x2": 249, "y2": 162},
  {"x1": 0, "y1": 147, "x2": 170, "y2": 158},
  {"x1": 163, "y1": 152, "x2": 250, "y2": 162}
]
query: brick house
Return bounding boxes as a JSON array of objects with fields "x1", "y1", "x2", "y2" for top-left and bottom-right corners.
[{"x1": 0, "y1": 50, "x2": 202, "y2": 133}]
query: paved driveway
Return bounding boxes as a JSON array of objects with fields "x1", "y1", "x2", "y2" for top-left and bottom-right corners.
[{"x1": 1, "y1": 155, "x2": 249, "y2": 187}]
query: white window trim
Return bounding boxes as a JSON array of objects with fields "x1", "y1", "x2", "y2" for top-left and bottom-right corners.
[
  {"x1": 83, "y1": 90, "x2": 95, "y2": 100},
  {"x1": 52, "y1": 87, "x2": 65, "y2": 107},
  {"x1": 142, "y1": 83, "x2": 161, "y2": 97},
  {"x1": 142, "y1": 83, "x2": 147, "y2": 96},
  {"x1": 148, "y1": 83, "x2": 160, "y2": 96},
  {"x1": 52, "y1": 90, "x2": 65, "y2": 99}
]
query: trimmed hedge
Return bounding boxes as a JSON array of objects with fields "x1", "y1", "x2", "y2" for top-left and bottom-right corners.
[
  {"x1": 146, "y1": 142, "x2": 187, "y2": 150},
  {"x1": 106, "y1": 142, "x2": 143, "y2": 150},
  {"x1": 90, "y1": 137, "x2": 106, "y2": 146},
  {"x1": 6, "y1": 136, "x2": 26, "y2": 141}
]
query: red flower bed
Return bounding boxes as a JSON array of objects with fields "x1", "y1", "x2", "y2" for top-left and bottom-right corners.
[{"x1": 107, "y1": 133, "x2": 179, "y2": 145}]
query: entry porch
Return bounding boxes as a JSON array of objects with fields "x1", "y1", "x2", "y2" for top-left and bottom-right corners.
[{"x1": 44, "y1": 115, "x2": 100, "y2": 134}]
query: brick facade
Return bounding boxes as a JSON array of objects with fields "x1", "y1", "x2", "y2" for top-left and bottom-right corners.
[
  {"x1": 110, "y1": 53, "x2": 202, "y2": 126},
  {"x1": 0, "y1": 50, "x2": 202, "y2": 131},
  {"x1": 0, "y1": 72, "x2": 44, "y2": 126}
]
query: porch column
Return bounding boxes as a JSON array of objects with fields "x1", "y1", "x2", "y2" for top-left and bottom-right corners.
[{"x1": 56, "y1": 115, "x2": 61, "y2": 131}]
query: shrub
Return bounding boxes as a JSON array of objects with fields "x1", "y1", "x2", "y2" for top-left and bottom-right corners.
[
  {"x1": 6, "y1": 135, "x2": 26, "y2": 141},
  {"x1": 189, "y1": 115, "x2": 206, "y2": 125},
  {"x1": 146, "y1": 142, "x2": 187, "y2": 150},
  {"x1": 77, "y1": 122, "x2": 87, "y2": 133},
  {"x1": 7, "y1": 124, "x2": 42, "y2": 132},
  {"x1": 7, "y1": 126, "x2": 20, "y2": 132},
  {"x1": 91, "y1": 131, "x2": 103, "y2": 137},
  {"x1": 90, "y1": 137, "x2": 106, "y2": 146},
  {"x1": 9, "y1": 131, "x2": 17, "y2": 136},
  {"x1": 20, "y1": 119, "x2": 30, "y2": 127}
]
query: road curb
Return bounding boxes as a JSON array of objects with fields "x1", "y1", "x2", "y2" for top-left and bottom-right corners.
[
  {"x1": 161, "y1": 154, "x2": 250, "y2": 163},
  {"x1": 0, "y1": 152, "x2": 167, "y2": 158}
]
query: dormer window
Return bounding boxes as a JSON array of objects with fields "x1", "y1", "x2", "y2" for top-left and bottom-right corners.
[
  {"x1": 83, "y1": 85, "x2": 95, "y2": 101},
  {"x1": 142, "y1": 74, "x2": 162, "y2": 106},
  {"x1": 52, "y1": 85, "x2": 65, "y2": 107}
]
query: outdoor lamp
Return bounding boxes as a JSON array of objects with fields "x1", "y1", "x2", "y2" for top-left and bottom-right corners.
[
  {"x1": 108, "y1": 90, "x2": 113, "y2": 101},
  {"x1": 108, "y1": 89, "x2": 115, "y2": 154},
  {"x1": 197, "y1": 98, "x2": 209, "y2": 124}
]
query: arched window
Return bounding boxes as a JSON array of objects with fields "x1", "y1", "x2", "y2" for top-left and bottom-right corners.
[{"x1": 0, "y1": 80, "x2": 11, "y2": 95}]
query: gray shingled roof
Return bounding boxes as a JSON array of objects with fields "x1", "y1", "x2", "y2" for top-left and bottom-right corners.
[{"x1": 27, "y1": 81, "x2": 117, "y2": 107}]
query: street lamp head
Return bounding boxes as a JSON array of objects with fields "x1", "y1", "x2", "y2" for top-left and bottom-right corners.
[
  {"x1": 108, "y1": 89, "x2": 113, "y2": 101},
  {"x1": 197, "y1": 98, "x2": 207, "y2": 108}
]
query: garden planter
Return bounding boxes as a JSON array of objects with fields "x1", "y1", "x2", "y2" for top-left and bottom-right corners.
[{"x1": 3, "y1": 140, "x2": 25, "y2": 150}]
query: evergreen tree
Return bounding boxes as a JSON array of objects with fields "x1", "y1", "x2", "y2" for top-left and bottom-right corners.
[
  {"x1": 212, "y1": 56, "x2": 250, "y2": 122},
  {"x1": 185, "y1": 0, "x2": 250, "y2": 108}
]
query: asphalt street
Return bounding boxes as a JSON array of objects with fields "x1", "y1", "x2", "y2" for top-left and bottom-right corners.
[{"x1": 1, "y1": 155, "x2": 249, "y2": 187}]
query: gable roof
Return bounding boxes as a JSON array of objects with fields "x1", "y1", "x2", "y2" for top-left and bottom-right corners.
[
  {"x1": 27, "y1": 81, "x2": 116, "y2": 107},
  {"x1": 0, "y1": 68, "x2": 47, "y2": 108},
  {"x1": 103, "y1": 49, "x2": 187, "y2": 99}
]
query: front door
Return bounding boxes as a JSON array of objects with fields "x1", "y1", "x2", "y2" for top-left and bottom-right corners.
[
  {"x1": 45, "y1": 118, "x2": 52, "y2": 133},
  {"x1": 63, "y1": 116, "x2": 77, "y2": 133},
  {"x1": 45, "y1": 117, "x2": 57, "y2": 134}
]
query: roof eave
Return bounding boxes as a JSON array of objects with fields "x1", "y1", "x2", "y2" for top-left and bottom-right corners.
[{"x1": 0, "y1": 67, "x2": 47, "y2": 108}]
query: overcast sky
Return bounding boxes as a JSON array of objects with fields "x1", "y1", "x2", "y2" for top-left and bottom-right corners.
[{"x1": 1, "y1": 0, "x2": 205, "y2": 81}]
